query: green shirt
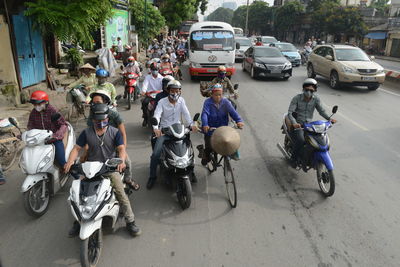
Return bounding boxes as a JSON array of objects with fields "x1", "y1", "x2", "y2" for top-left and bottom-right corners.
[
  {"x1": 288, "y1": 93, "x2": 330, "y2": 124},
  {"x1": 87, "y1": 109, "x2": 123, "y2": 128},
  {"x1": 86, "y1": 82, "x2": 117, "y2": 104},
  {"x1": 68, "y1": 73, "x2": 96, "y2": 89}
]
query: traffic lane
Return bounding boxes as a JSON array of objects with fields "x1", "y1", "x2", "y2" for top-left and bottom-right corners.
[
  {"x1": 234, "y1": 63, "x2": 400, "y2": 266},
  {"x1": 374, "y1": 59, "x2": 400, "y2": 72}
]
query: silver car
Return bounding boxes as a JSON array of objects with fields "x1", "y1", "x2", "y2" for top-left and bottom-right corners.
[{"x1": 235, "y1": 37, "x2": 252, "y2": 62}]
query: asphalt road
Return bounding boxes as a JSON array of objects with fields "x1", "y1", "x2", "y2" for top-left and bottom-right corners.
[
  {"x1": 374, "y1": 58, "x2": 400, "y2": 72},
  {"x1": 1, "y1": 64, "x2": 400, "y2": 267}
]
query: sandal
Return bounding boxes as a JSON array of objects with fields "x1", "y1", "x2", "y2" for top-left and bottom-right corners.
[
  {"x1": 126, "y1": 180, "x2": 140, "y2": 191},
  {"x1": 0, "y1": 177, "x2": 6, "y2": 185}
]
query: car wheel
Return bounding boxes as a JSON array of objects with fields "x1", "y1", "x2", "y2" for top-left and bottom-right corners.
[
  {"x1": 242, "y1": 61, "x2": 246, "y2": 72},
  {"x1": 329, "y1": 71, "x2": 340, "y2": 89},
  {"x1": 307, "y1": 64, "x2": 316, "y2": 78},
  {"x1": 283, "y1": 76, "x2": 290, "y2": 81},
  {"x1": 368, "y1": 84, "x2": 379, "y2": 90},
  {"x1": 250, "y1": 66, "x2": 256, "y2": 79}
]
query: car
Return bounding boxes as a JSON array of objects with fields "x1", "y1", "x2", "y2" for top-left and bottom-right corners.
[
  {"x1": 273, "y1": 42, "x2": 301, "y2": 67},
  {"x1": 242, "y1": 46, "x2": 292, "y2": 80},
  {"x1": 261, "y1": 36, "x2": 278, "y2": 45},
  {"x1": 307, "y1": 44, "x2": 385, "y2": 90},
  {"x1": 235, "y1": 37, "x2": 252, "y2": 62}
]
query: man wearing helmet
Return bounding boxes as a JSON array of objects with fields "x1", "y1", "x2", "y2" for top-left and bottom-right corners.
[
  {"x1": 202, "y1": 66, "x2": 237, "y2": 98},
  {"x1": 160, "y1": 54, "x2": 173, "y2": 71},
  {"x1": 65, "y1": 103, "x2": 141, "y2": 237},
  {"x1": 141, "y1": 64, "x2": 163, "y2": 127},
  {"x1": 123, "y1": 56, "x2": 141, "y2": 76},
  {"x1": 155, "y1": 75, "x2": 175, "y2": 107},
  {"x1": 288, "y1": 78, "x2": 337, "y2": 166},
  {"x1": 146, "y1": 80, "x2": 196, "y2": 189},
  {"x1": 199, "y1": 84, "x2": 244, "y2": 165},
  {"x1": 27, "y1": 90, "x2": 68, "y2": 167},
  {"x1": 86, "y1": 69, "x2": 117, "y2": 106}
]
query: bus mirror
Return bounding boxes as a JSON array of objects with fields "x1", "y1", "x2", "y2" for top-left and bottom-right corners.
[{"x1": 236, "y1": 43, "x2": 240, "y2": 50}]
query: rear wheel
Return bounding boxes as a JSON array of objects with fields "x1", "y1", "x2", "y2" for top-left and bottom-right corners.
[
  {"x1": 0, "y1": 132, "x2": 19, "y2": 171},
  {"x1": 242, "y1": 61, "x2": 246, "y2": 72},
  {"x1": 307, "y1": 64, "x2": 316, "y2": 78},
  {"x1": 224, "y1": 157, "x2": 237, "y2": 208},
  {"x1": 316, "y1": 162, "x2": 335, "y2": 197},
  {"x1": 177, "y1": 178, "x2": 192, "y2": 210},
  {"x1": 207, "y1": 152, "x2": 218, "y2": 173},
  {"x1": 133, "y1": 87, "x2": 139, "y2": 101},
  {"x1": 330, "y1": 71, "x2": 340, "y2": 89},
  {"x1": 127, "y1": 91, "x2": 131, "y2": 110},
  {"x1": 80, "y1": 229, "x2": 103, "y2": 267},
  {"x1": 23, "y1": 180, "x2": 50, "y2": 217}
]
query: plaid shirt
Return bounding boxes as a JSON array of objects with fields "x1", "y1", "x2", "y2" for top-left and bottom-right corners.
[{"x1": 27, "y1": 104, "x2": 67, "y2": 140}]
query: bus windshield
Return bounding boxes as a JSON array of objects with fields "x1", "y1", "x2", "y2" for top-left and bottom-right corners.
[
  {"x1": 233, "y1": 28, "x2": 243, "y2": 36},
  {"x1": 190, "y1": 30, "x2": 235, "y2": 51}
]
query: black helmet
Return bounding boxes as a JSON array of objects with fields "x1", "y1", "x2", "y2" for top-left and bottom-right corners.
[
  {"x1": 302, "y1": 78, "x2": 318, "y2": 90},
  {"x1": 162, "y1": 75, "x2": 175, "y2": 90},
  {"x1": 90, "y1": 103, "x2": 109, "y2": 120}
]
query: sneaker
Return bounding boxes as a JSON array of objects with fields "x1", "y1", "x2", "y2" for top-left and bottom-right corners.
[
  {"x1": 126, "y1": 221, "x2": 141, "y2": 237},
  {"x1": 146, "y1": 177, "x2": 156, "y2": 190},
  {"x1": 68, "y1": 221, "x2": 80, "y2": 238},
  {"x1": 142, "y1": 119, "x2": 148, "y2": 127}
]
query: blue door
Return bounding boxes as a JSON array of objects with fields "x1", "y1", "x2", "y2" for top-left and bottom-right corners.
[{"x1": 12, "y1": 13, "x2": 46, "y2": 88}]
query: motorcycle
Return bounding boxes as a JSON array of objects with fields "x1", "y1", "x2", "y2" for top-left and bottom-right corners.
[
  {"x1": 301, "y1": 47, "x2": 312, "y2": 65},
  {"x1": 177, "y1": 49, "x2": 186, "y2": 65},
  {"x1": 122, "y1": 72, "x2": 139, "y2": 110},
  {"x1": 150, "y1": 114, "x2": 200, "y2": 209},
  {"x1": 12, "y1": 114, "x2": 75, "y2": 217},
  {"x1": 67, "y1": 84, "x2": 88, "y2": 120},
  {"x1": 68, "y1": 158, "x2": 134, "y2": 267},
  {"x1": 277, "y1": 106, "x2": 338, "y2": 197},
  {"x1": 159, "y1": 67, "x2": 174, "y2": 77},
  {"x1": 144, "y1": 90, "x2": 162, "y2": 127}
]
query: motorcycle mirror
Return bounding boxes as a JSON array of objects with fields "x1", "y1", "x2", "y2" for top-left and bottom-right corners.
[
  {"x1": 193, "y1": 113, "x2": 200, "y2": 122},
  {"x1": 8, "y1": 117, "x2": 18, "y2": 127},
  {"x1": 332, "y1": 105, "x2": 338, "y2": 114},
  {"x1": 150, "y1": 117, "x2": 159, "y2": 126},
  {"x1": 51, "y1": 113, "x2": 61, "y2": 123},
  {"x1": 292, "y1": 112, "x2": 298, "y2": 119},
  {"x1": 234, "y1": 84, "x2": 239, "y2": 90},
  {"x1": 120, "y1": 65, "x2": 124, "y2": 71}
]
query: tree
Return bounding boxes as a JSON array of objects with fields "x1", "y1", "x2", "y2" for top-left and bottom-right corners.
[
  {"x1": 24, "y1": 0, "x2": 114, "y2": 46},
  {"x1": 231, "y1": 1, "x2": 274, "y2": 35},
  {"x1": 310, "y1": 0, "x2": 341, "y2": 36},
  {"x1": 274, "y1": 1, "x2": 304, "y2": 39},
  {"x1": 325, "y1": 7, "x2": 368, "y2": 38},
  {"x1": 159, "y1": 0, "x2": 208, "y2": 29},
  {"x1": 306, "y1": 0, "x2": 340, "y2": 12},
  {"x1": 231, "y1": 5, "x2": 247, "y2": 30},
  {"x1": 369, "y1": 0, "x2": 390, "y2": 16},
  {"x1": 130, "y1": 0, "x2": 165, "y2": 44},
  {"x1": 207, "y1": 7, "x2": 233, "y2": 23}
]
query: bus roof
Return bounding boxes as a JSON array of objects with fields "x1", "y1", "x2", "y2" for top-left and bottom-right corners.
[{"x1": 189, "y1": 21, "x2": 234, "y2": 33}]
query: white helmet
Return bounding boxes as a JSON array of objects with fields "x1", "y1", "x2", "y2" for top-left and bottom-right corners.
[{"x1": 167, "y1": 80, "x2": 182, "y2": 89}]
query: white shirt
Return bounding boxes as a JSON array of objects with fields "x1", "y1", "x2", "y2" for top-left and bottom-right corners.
[
  {"x1": 170, "y1": 53, "x2": 177, "y2": 64},
  {"x1": 141, "y1": 73, "x2": 163, "y2": 93},
  {"x1": 117, "y1": 40, "x2": 123, "y2": 52},
  {"x1": 153, "y1": 97, "x2": 193, "y2": 130}
]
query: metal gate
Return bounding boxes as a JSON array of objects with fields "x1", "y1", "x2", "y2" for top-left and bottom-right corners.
[
  {"x1": 12, "y1": 12, "x2": 46, "y2": 88},
  {"x1": 390, "y1": 39, "x2": 400, "y2": 58}
]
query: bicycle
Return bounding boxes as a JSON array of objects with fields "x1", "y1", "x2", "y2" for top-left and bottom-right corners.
[
  {"x1": 66, "y1": 85, "x2": 89, "y2": 122},
  {"x1": 0, "y1": 118, "x2": 21, "y2": 171}
]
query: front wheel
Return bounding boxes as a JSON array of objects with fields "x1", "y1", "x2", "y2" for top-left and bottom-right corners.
[
  {"x1": 127, "y1": 91, "x2": 131, "y2": 110},
  {"x1": 177, "y1": 178, "x2": 192, "y2": 210},
  {"x1": 307, "y1": 64, "x2": 316, "y2": 78},
  {"x1": 224, "y1": 157, "x2": 237, "y2": 208},
  {"x1": 330, "y1": 71, "x2": 340, "y2": 89},
  {"x1": 316, "y1": 162, "x2": 335, "y2": 197},
  {"x1": 23, "y1": 180, "x2": 50, "y2": 217},
  {"x1": 80, "y1": 229, "x2": 103, "y2": 267},
  {"x1": 250, "y1": 66, "x2": 256, "y2": 79}
]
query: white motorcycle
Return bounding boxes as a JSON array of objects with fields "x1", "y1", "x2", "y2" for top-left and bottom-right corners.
[
  {"x1": 11, "y1": 115, "x2": 75, "y2": 217},
  {"x1": 68, "y1": 158, "x2": 132, "y2": 267}
]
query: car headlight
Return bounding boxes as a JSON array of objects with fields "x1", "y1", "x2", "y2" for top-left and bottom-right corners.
[
  {"x1": 36, "y1": 150, "x2": 53, "y2": 173},
  {"x1": 283, "y1": 62, "x2": 292, "y2": 70},
  {"x1": 342, "y1": 66, "x2": 355, "y2": 73},
  {"x1": 226, "y1": 63, "x2": 234, "y2": 67},
  {"x1": 254, "y1": 62, "x2": 265, "y2": 68},
  {"x1": 377, "y1": 68, "x2": 385, "y2": 74},
  {"x1": 190, "y1": 62, "x2": 201, "y2": 68}
]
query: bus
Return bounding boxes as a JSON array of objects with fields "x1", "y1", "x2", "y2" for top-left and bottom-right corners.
[
  {"x1": 233, "y1": 27, "x2": 244, "y2": 36},
  {"x1": 178, "y1": 20, "x2": 197, "y2": 38},
  {"x1": 188, "y1": 22, "x2": 238, "y2": 79}
]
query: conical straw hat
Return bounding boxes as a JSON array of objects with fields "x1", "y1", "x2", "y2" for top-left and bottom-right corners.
[{"x1": 211, "y1": 126, "x2": 241, "y2": 156}]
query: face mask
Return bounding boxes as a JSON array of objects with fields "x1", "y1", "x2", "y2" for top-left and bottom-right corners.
[
  {"x1": 163, "y1": 59, "x2": 168, "y2": 63},
  {"x1": 303, "y1": 90, "x2": 313, "y2": 98},
  {"x1": 152, "y1": 70, "x2": 158, "y2": 76},
  {"x1": 218, "y1": 72, "x2": 226, "y2": 79},
  {"x1": 98, "y1": 78, "x2": 106, "y2": 85},
  {"x1": 35, "y1": 104, "x2": 46, "y2": 112},
  {"x1": 95, "y1": 120, "x2": 108, "y2": 129},
  {"x1": 128, "y1": 63, "x2": 134, "y2": 66},
  {"x1": 169, "y1": 93, "x2": 180, "y2": 101}
]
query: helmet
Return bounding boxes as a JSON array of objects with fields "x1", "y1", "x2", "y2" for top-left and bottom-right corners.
[
  {"x1": 211, "y1": 83, "x2": 223, "y2": 92},
  {"x1": 167, "y1": 80, "x2": 182, "y2": 89},
  {"x1": 161, "y1": 54, "x2": 170, "y2": 60},
  {"x1": 90, "y1": 103, "x2": 109, "y2": 120},
  {"x1": 90, "y1": 90, "x2": 111, "y2": 104},
  {"x1": 127, "y1": 56, "x2": 135, "y2": 62},
  {"x1": 302, "y1": 78, "x2": 318, "y2": 90},
  {"x1": 217, "y1": 66, "x2": 227, "y2": 73},
  {"x1": 162, "y1": 75, "x2": 175, "y2": 90},
  {"x1": 30, "y1": 90, "x2": 49, "y2": 104},
  {"x1": 96, "y1": 69, "x2": 109, "y2": 77},
  {"x1": 150, "y1": 62, "x2": 159, "y2": 71}
]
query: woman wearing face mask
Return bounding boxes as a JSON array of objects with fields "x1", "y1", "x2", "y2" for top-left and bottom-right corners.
[
  {"x1": 27, "y1": 90, "x2": 68, "y2": 167},
  {"x1": 287, "y1": 78, "x2": 337, "y2": 166},
  {"x1": 203, "y1": 66, "x2": 238, "y2": 99},
  {"x1": 86, "y1": 69, "x2": 117, "y2": 106}
]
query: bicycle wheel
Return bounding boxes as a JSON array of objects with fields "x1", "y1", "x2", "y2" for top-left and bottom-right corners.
[
  {"x1": 0, "y1": 133, "x2": 19, "y2": 171},
  {"x1": 207, "y1": 152, "x2": 218, "y2": 173},
  {"x1": 223, "y1": 157, "x2": 237, "y2": 208}
]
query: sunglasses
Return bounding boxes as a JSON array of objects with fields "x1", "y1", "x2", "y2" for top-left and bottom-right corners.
[{"x1": 304, "y1": 89, "x2": 315, "y2": 93}]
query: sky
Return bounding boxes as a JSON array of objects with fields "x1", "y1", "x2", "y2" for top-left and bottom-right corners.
[{"x1": 201, "y1": 0, "x2": 274, "y2": 18}]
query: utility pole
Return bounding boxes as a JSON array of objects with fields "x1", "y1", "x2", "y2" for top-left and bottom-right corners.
[
  {"x1": 144, "y1": 0, "x2": 148, "y2": 50},
  {"x1": 245, "y1": 0, "x2": 250, "y2": 36}
]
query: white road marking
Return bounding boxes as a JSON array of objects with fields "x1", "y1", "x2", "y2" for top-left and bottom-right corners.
[
  {"x1": 337, "y1": 112, "x2": 369, "y2": 131},
  {"x1": 379, "y1": 88, "x2": 400, "y2": 97}
]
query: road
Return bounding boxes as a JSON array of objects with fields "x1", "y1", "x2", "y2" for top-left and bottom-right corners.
[
  {"x1": 374, "y1": 58, "x2": 400, "y2": 72},
  {"x1": 1, "y1": 64, "x2": 400, "y2": 267}
]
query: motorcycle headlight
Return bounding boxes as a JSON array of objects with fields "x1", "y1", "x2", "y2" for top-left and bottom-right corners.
[
  {"x1": 80, "y1": 195, "x2": 98, "y2": 220},
  {"x1": 26, "y1": 137, "x2": 38, "y2": 146},
  {"x1": 36, "y1": 150, "x2": 53, "y2": 173},
  {"x1": 283, "y1": 62, "x2": 292, "y2": 70},
  {"x1": 254, "y1": 62, "x2": 265, "y2": 68},
  {"x1": 342, "y1": 66, "x2": 355, "y2": 73},
  {"x1": 176, "y1": 158, "x2": 189, "y2": 168}
]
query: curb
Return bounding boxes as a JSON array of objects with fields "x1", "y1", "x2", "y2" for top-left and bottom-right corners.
[{"x1": 385, "y1": 70, "x2": 400, "y2": 83}]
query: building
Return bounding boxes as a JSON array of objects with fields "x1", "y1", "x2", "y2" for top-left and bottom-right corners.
[{"x1": 390, "y1": 0, "x2": 400, "y2": 17}]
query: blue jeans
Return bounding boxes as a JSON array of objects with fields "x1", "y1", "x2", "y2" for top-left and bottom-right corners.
[
  {"x1": 149, "y1": 135, "x2": 170, "y2": 178},
  {"x1": 54, "y1": 140, "x2": 66, "y2": 166}
]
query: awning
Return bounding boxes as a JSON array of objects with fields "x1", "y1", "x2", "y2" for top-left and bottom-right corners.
[{"x1": 364, "y1": 32, "x2": 387, "y2": 39}]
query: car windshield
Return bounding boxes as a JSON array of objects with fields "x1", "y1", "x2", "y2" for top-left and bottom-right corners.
[
  {"x1": 236, "y1": 39, "x2": 251, "y2": 46},
  {"x1": 254, "y1": 48, "x2": 282, "y2": 57},
  {"x1": 190, "y1": 30, "x2": 235, "y2": 51},
  {"x1": 335, "y1": 48, "x2": 370, "y2": 61},
  {"x1": 275, "y1": 43, "x2": 297, "y2": 52},
  {"x1": 262, "y1": 37, "x2": 278, "y2": 43}
]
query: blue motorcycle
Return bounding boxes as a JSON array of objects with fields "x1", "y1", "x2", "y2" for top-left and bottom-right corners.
[{"x1": 277, "y1": 106, "x2": 338, "y2": 197}]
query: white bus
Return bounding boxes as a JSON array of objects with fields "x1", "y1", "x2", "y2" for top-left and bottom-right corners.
[
  {"x1": 233, "y1": 27, "x2": 244, "y2": 36},
  {"x1": 188, "y1": 22, "x2": 238, "y2": 79}
]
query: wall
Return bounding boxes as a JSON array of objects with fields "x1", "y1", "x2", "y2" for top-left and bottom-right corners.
[
  {"x1": 105, "y1": 9, "x2": 129, "y2": 48},
  {"x1": 0, "y1": 15, "x2": 20, "y2": 106},
  {"x1": 385, "y1": 32, "x2": 400, "y2": 57}
]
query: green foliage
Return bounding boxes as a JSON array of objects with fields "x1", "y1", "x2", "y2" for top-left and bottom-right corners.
[
  {"x1": 231, "y1": 6, "x2": 247, "y2": 30},
  {"x1": 306, "y1": 0, "x2": 340, "y2": 12},
  {"x1": 274, "y1": 1, "x2": 304, "y2": 33},
  {"x1": 129, "y1": 0, "x2": 165, "y2": 44},
  {"x1": 159, "y1": 0, "x2": 205, "y2": 29},
  {"x1": 310, "y1": 0, "x2": 341, "y2": 35},
  {"x1": 369, "y1": 0, "x2": 390, "y2": 16},
  {"x1": 64, "y1": 48, "x2": 83, "y2": 71},
  {"x1": 24, "y1": 0, "x2": 114, "y2": 47},
  {"x1": 231, "y1": 1, "x2": 274, "y2": 35},
  {"x1": 325, "y1": 7, "x2": 368, "y2": 37},
  {"x1": 206, "y1": 7, "x2": 233, "y2": 23}
]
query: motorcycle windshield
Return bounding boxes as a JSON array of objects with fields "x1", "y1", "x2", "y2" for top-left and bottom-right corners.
[
  {"x1": 165, "y1": 140, "x2": 189, "y2": 157},
  {"x1": 304, "y1": 120, "x2": 330, "y2": 134}
]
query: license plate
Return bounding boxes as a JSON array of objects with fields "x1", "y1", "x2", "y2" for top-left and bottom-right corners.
[
  {"x1": 271, "y1": 69, "x2": 282, "y2": 74},
  {"x1": 361, "y1": 76, "x2": 376, "y2": 81},
  {"x1": 207, "y1": 69, "x2": 216, "y2": 73}
]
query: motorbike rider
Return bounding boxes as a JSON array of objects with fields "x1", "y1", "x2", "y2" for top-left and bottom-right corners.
[
  {"x1": 160, "y1": 54, "x2": 174, "y2": 72},
  {"x1": 86, "y1": 69, "x2": 117, "y2": 106},
  {"x1": 141, "y1": 64, "x2": 163, "y2": 127},
  {"x1": 65, "y1": 63, "x2": 96, "y2": 93},
  {"x1": 64, "y1": 103, "x2": 141, "y2": 237},
  {"x1": 166, "y1": 48, "x2": 183, "y2": 80},
  {"x1": 155, "y1": 75, "x2": 175, "y2": 107},
  {"x1": 287, "y1": 78, "x2": 337, "y2": 166},
  {"x1": 123, "y1": 56, "x2": 142, "y2": 99},
  {"x1": 201, "y1": 66, "x2": 238, "y2": 99},
  {"x1": 147, "y1": 80, "x2": 196, "y2": 189},
  {"x1": 255, "y1": 37, "x2": 263, "y2": 46},
  {"x1": 85, "y1": 90, "x2": 140, "y2": 191},
  {"x1": 199, "y1": 84, "x2": 244, "y2": 166},
  {"x1": 27, "y1": 90, "x2": 68, "y2": 167}
]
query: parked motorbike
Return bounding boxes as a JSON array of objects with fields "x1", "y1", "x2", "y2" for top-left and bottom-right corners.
[
  {"x1": 68, "y1": 158, "x2": 134, "y2": 267},
  {"x1": 277, "y1": 106, "x2": 338, "y2": 197},
  {"x1": 12, "y1": 114, "x2": 75, "y2": 217},
  {"x1": 151, "y1": 113, "x2": 199, "y2": 209},
  {"x1": 122, "y1": 72, "x2": 139, "y2": 110}
]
